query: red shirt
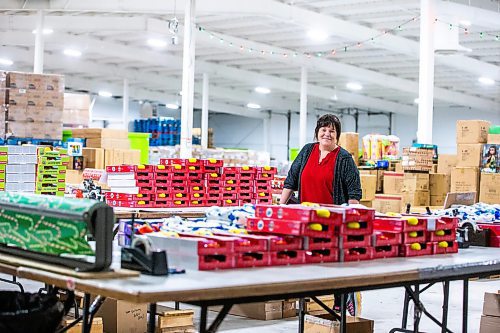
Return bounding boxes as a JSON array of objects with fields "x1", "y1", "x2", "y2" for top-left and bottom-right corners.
[{"x1": 300, "y1": 144, "x2": 340, "y2": 204}]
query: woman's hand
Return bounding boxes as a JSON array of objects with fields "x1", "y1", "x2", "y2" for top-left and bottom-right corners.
[
  {"x1": 280, "y1": 188, "x2": 294, "y2": 205},
  {"x1": 348, "y1": 199, "x2": 360, "y2": 204}
]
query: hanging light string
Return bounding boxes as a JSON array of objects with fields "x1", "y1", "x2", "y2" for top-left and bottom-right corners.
[
  {"x1": 434, "y1": 18, "x2": 499, "y2": 41},
  {"x1": 196, "y1": 16, "x2": 421, "y2": 59}
]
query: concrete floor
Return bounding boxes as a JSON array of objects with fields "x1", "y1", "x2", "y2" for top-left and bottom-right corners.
[{"x1": 1, "y1": 274, "x2": 498, "y2": 332}]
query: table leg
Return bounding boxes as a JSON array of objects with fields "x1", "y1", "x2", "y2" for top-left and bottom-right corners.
[
  {"x1": 340, "y1": 293, "x2": 347, "y2": 333},
  {"x1": 402, "y1": 287, "x2": 410, "y2": 329},
  {"x1": 413, "y1": 285, "x2": 420, "y2": 333},
  {"x1": 148, "y1": 303, "x2": 157, "y2": 333},
  {"x1": 463, "y1": 279, "x2": 469, "y2": 333},
  {"x1": 175, "y1": 301, "x2": 180, "y2": 310},
  {"x1": 441, "y1": 281, "x2": 450, "y2": 333},
  {"x1": 199, "y1": 305, "x2": 208, "y2": 333},
  {"x1": 82, "y1": 293, "x2": 91, "y2": 333},
  {"x1": 298, "y1": 298, "x2": 305, "y2": 333}
]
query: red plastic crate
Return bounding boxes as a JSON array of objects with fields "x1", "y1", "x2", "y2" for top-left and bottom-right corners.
[
  {"x1": 256, "y1": 166, "x2": 277, "y2": 174},
  {"x1": 105, "y1": 192, "x2": 150, "y2": 201},
  {"x1": 222, "y1": 199, "x2": 239, "y2": 206},
  {"x1": 267, "y1": 235, "x2": 303, "y2": 251},
  {"x1": 255, "y1": 198, "x2": 273, "y2": 205},
  {"x1": 255, "y1": 192, "x2": 272, "y2": 199},
  {"x1": 185, "y1": 158, "x2": 202, "y2": 166},
  {"x1": 206, "y1": 193, "x2": 222, "y2": 201},
  {"x1": 238, "y1": 187, "x2": 254, "y2": 194},
  {"x1": 270, "y1": 250, "x2": 306, "y2": 266},
  {"x1": 155, "y1": 186, "x2": 170, "y2": 194},
  {"x1": 222, "y1": 186, "x2": 239, "y2": 194},
  {"x1": 106, "y1": 199, "x2": 153, "y2": 208},
  {"x1": 171, "y1": 200, "x2": 189, "y2": 207},
  {"x1": 222, "y1": 179, "x2": 237, "y2": 186},
  {"x1": 228, "y1": 234, "x2": 269, "y2": 252},
  {"x1": 170, "y1": 185, "x2": 188, "y2": 193},
  {"x1": 154, "y1": 178, "x2": 173, "y2": 187},
  {"x1": 427, "y1": 228, "x2": 456, "y2": 242},
  {"x1": 154, "y1": 193, "x2": 171, "y2": 200},
  {"x1": 372, "y1": 231, "x2": 402, "y2": 247},
  {"x1": 373, "y1": 217, "x2": 426, "y2": 233},
  {"x1": 477, "y1": 223, "x2": 500, "y2": 237},
  {"x1": 402, "y1": 230, "x2": 426, "y2": 244},
  {"x1": 202, "y1": 166, "x2": 222, "y2": 174},
  {"x1": 203, "y1": 159, "x2": 224, "y2": 167},
  {"x1": 190, "y1": 186, "x2": 205, "y2": 194},
  {"x1": 106, "y1": 165, "x2": 135, "y2": 173},
  {"x1": 154, "y1": 172, "x2": 172, "y2": 181},
  {"x1": 305, "y1": 248, "x2": 339, "y2": 264},
  {"x1": 189, "y1": 200, "x2": 205, "y2": 207},
  {"x1": 489, "y1": 236, "x2": 500, "y2": 247},
  {"x1": 187, "y1": 166, "x2": 202, "y2": 172},
  {"x1": 236, "y1": 166, "x2": 256, "y2": 173},
  {"x1": 237, "y1": 173, "x2": 255, "y2": 180},
  {"x1": 199, "y1": 254, "x2": 236, "y2": 270},
  {"x1": 247, "y1": 217, "x2": 336, "y2": 237},
  {"x1": 255, "y1": 204, "x2": 343, "y2": 224},
  {"x1": 204, "y1": 199, "x2": 221, "y2": 206},
  {"x1": 237, "y1": 179, "x2": 254, "y2": 187},
  {"x1": 235, "y1": 252, "x2": 271, "y2": 268},
  {"x1": 432, "y1": 241, "x2": 459, "y2": 254},
  {"x1": 321, "y1": 204, "x2": 376, "y2": 223},
  {"x1": 171, "y1": 179, "x2": 188, "y2": 187},
  {"x1": 190, "y1": 193, "x2": 205, "y2": 200},
  {"x1": 206, "y1": 179, "x2": 223, "y2": 187},
  {"x1": 340, "y1": 247, "x2": 374, "y2": 262},
  {"x1": 339, "y1": 234, "x2": 371, "y2": 248},
  {"x1": 160, "y1": 158, "x2": 186, "y2": 166},
  {"x1": 399, "y1": 242, "x2": 433, "y2": 257},
  {"x1": 238, "y1": 199, "x2": 256, "y2": 205},
  {"x1": 237, "y1": 192, "x2": 253, "y2": 200},
  {"x1": 170, "y1": 172, "x2": 188, "y2": 180},
  {"x1": 255, "y1": 185, "x2": 270, "y2": 192},
  {"x1": 434, "y1": 217, "x2": 458, "y2": 230},
  {"x1": 255, "y1": 173, "x2": 274, "y2": 181},
  {"x1": 204, "y1": 172, "x2": 222, "y2": 180},
  {"x1": 303, "y1": 236, "x2": 339, "y2": 250},
  {"x1": 189, "y1": 177, "x2": 205, "y2": 184},
  {"x1": 172, "y1": 192, "x2": 188, "y2": 199},
  {"x1": 188, "y1": 172, "x2": 203, "y2": 180},
  {"x1": 373, "y1": 245, "x2": 399, "y2": 259},
  {"x1": 221, "y1": 193, "x2": 237, "y2": 200},
  {"x1": 155, "y1": 201, "x2": 173, "y2": 208}
]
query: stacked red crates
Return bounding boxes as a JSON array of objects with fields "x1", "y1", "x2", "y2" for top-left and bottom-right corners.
[
  {"x1": 105, "y1": 165, "x2": 155, "y2": 208},
  {"x1": 254, "y1": 166, "x2": 276, "y2": 205}
]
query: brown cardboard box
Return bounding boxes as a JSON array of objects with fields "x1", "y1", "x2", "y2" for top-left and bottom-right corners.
[
  {"x1": 282, "y1": 300, "x2": 297, "y2": 318},
  {"x1": 383, "y1": 171, "x2": 404, "y2": 194},
  {"x1": 402, "y1": 191, "x2": 430, "y2": 207},
  {"x1": 402, "y1": 173, "x2": 429, "y2": 192},
  {"x1": 360, "y1": 200, "x2": 372, "y2": 208},
  {"x1": 482, "y1": 292, "x2": 500, "y2": 317},
  {"x1": 44, "y1": 74, "x2": 64, "y2": 92},
  {"x1": 62, "y1": 317, "x2": 103, "y2": 333},
  {"x1": 394, "y1": 161, "x2": 403, "y2": 173},
  {"x1": 430, "y1": 195, "x2": 446, "y2": 207},
  {"x1": 479, "y1": 315, "x2": 500, "y2": 333},
  {"x1": 7, "y1": 71, "x2": 29, "y2": 89},
  {"x1": 359, "y1": 170, "x2": 383, "y2": 193},
  {"x1": 305, "y1": 296, "x2": 335, "y2": 314},
  {"x1": 95, "y1": 298, "x2": 147, "y2": 333},
  {"x1": 224, "y1": 301, "x2": 283, "y2": 320},
  {"x1": 457, "y1": 144, "x2": 483, "y2": 167},
  {"x1": 437, "y1": 154, "x2": 457, "y2": 175},
  {"x1": 451, "y1": 167, "x2": 480, "y2": 193},
  {"x1": 488, "y1": 133, "x2": 500, "y2": 144},
  {"x1": 8, "y1": 89, "x2": 28, "y2": 106},
  {"x1": 65, "y1": 170, "x2": 83, "y2": 184},
  {"x1": 456, "y1": 120, "x2": 490, "y2": 144},
  {"x1": 86, "y1": 138, "x2": 130, "y2": 149},
  {"x1": 304, "y1": 314, "x2": 374, "y2": 333},
  {"x1": 339, "y1": 132, "x2": 359, "y2": 165},
  {"x1": 360, "y1": 174, "x2": 377, "y2": 201},
  {"x1": 72, "y1": 128, "x2": 128, "y2": 139},
  {"x1": 83, "y1": 148, "x2": 105, "y2": 169},
  {"x1": 429, "y1": 173, "x2": 451, "y2": 197},
  {"x1": 479, "y1": 173, "x2": 500, "y2": 204},
  {"x1": 373, "y1": 194, "x2": 403, "y2": 213},
  {"x1": 4, "y1": 120, "x2": 62, "y2": 139},
  {"x1": 105, "y1": 149, "x2": 141, "y2": 166}
]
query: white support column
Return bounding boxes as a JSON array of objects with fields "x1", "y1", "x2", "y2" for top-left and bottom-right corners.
[
  {"x1": 180, "y1": 0, "x2": 196, "y2": 158},
  {"x1": 122, "y1": 78, "x2": 129, "y2": 130},
  {"x1": 263, "y1": 112, "x2": 270, "y2": 153},
  {"x1": 33, "y1": 10, "x2": 45, "y2": 74},
  {"x1": 417, "y1": 0, "x2": 436, "y2": 144},
  {"x1": 299, "y1": 66, "x2": 308, "y2": 148},
  {"x1": 201, "y1": 73, "x2": 209, "y2": 149}
]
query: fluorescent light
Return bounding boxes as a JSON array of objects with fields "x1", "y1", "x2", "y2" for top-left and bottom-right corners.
[
  {"x1": 255, "y1": 87, "x2": 271, "y2": 94},
  {"x1": 0, "y1": 58, "x2": 14, "y2": 66},
  {"x1": 459, "y1": 20, "x2": 471, "y2": 26},
  {"x1": 414, "y1": 98, "x2": 420, "y2": 104},
  {"x1": 346, "y1": 82, "x2": 363, "y2": 91},
  {"x1": 147, "y1": 38, "x2": 167, "y2": 48},
  {"x1": 478, "y1": 77, "x2": 495, "y2": 85},
  {"x1": 246, "y1": 103, "x2": 261, "y2": 109},
  {"x1": 63, "y1": 49, "x2": 82, "y2": 57},
  {"x1": 307, "y1": 29, "x2": 328, "y2": 42},
  {"x1": 98, "y1": 91, "x2": 112, "y2": 98},
  {"x1": 32, "y1": 28, "x2": 53, "y2": 35},
  {"x1": 166, "y1": 103, "x2": 179, "y2": 110}
]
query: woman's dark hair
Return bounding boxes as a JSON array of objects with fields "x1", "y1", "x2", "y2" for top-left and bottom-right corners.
[
  {"x1": 486, "y1": 145, "x2": 497, "y2": 156},
  {"x1": 314, "y1": 114, "x2": 341, "y2": 141}
]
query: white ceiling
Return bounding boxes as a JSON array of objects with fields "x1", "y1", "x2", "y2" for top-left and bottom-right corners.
[{"x1": 0, "y1": 0, "x2": 499, "y2": 119}]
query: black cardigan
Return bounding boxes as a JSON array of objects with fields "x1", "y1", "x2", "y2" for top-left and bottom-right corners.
[{"x1": 284, "y1": 143, "x2": 362, "y2": 205}]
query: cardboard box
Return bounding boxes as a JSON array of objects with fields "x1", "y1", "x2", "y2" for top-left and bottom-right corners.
[
  {"x1": 360, "y1": 200, "x2": 372, "y2": 208},
  {"x1": 217, "y1": 301, "x2": 283, "y2": 320},
  {"x1": 394, "y1": 161, "x2": 403, "y2": 173},
  {"x1": 72, "y1": 128, "x2": 128, "y2": 139},
  {"x1": 482, "y1": 292, "x2": 500, "y2": 317},
  {"x1": 383, "y1": 172, "x2": 404, "y2": 194},
  {"x1": 304, "y1": 314, "x2": 374, "y2": 333},
  {"x1": 86, "y1": 138, "x2": 130, "y2": 149},
  {"x1": 479, "y1": 315, "x2": 500, "y2": 333},
  {"x1": 83, "y1": 148, "x2": 105, "y2": 169},
  {"x1": 479, "y1": 173, "x2": 500, "y2": 204},
  {"x1": 359, "y1": 170, "x2": 383, "y2": 193},
  {"x1": 105, "y1": 149, "x2": 141, "y2": 166},
  {"x1": 481, "y1": 144, "x2": 499, "y2": 173},
  {"x1": 456, "y1": 120, "x2": 490, "y2": 144},
  {"x1": 282, "y1": 300, "x2": 297, "y2": 318},
  {"x1": 62, "y1": 317, "x2": 103, "y2": 333},
  {"x1": 451, "y1": 167, "x2": 479, "y2": 194},
  {"x1": 402, "y1": 173, "x2": 429, "y2": 192},
  {"x1": 437, "y1": 154, "x2": 457, "y2": 175},
  {"x1": 360, "y1": 174, "x2": 377, "y2": 201},
  {"x1": 373, "y1": 194, "x2": 403, "y2": 213},
  {"x1": 430, "y1": 195, "x2": 446, "y2": 207},
  {"x1": 488, "y1": 133, "x2": 500, "y2": 144},
  {"x1": 402, "y1": 191, "x2": 430, "y2": 207},
  {"x1": 65, "y1": 170, "x2": 83, "y2": 184},
  {"x1": 305, "y1": 296, "x2": 335, "y2": 314},
  {"x1": 95, "y1": 298, "x2": 147, "y2": 333},
  {"x1": 429, "y1": 173, "x2": 451, "y2": 197},
  {"x1": 339, "y1": 132, "x2": 359, "y2": 165},
  {"x1": 457, "y1": 144, "x2": 483, "y2": 167}
]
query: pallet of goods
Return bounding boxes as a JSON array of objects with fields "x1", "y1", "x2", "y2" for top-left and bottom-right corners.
[{"x1": 402, "y1": 147, "x2": 434, "y2": 172}]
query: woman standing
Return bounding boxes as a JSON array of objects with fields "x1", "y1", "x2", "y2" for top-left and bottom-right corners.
[{"x1": 280, "y1": 114, "x2": 362, "y2": 205}]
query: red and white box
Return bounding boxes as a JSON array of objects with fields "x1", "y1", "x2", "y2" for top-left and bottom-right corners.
[
  {"x1": 106, "y1": 199, "x2": 153, "y2": 208},
  {"x1": 105, "y1": 192, "x2": 150, "y2": 201},
  {"x1": 255, "y1": 204, "x2": 343, "y2": 225},
  {"x1": 247, "y1": 217, "x2": 336, "y2": 237},
  {"x1": 303, "y1": 236, "x2": 339, "y2": 250}
]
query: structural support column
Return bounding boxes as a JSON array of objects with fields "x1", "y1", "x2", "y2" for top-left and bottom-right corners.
[
  {"x1": 122, "y1": 78, "x2": 129, "y2": 130},
  {"x1": 180, "y1": 0, "x2": 196, "y2": 158},
  {"x1": 33, "y1": 10, "x2": 45, "y2": 74},
  {"x1": 299, "y1": 67, "x2": 308, "y2": 149},
  {"x1": 263, "y1": 112, "x2": 270, "y2": 153},
  {"x1": 417, "y1": 0, "x2": 436, "y2": 144},
  {"x1": 201, "y1": 73, "x2": 209, "y2": 149}
]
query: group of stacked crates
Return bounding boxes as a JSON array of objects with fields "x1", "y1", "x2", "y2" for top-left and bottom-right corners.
[
  {"x1": 35, "y1": 147, "x2": 68, "y2": 196},
  {"x1": 105, "y1": 158, "x2": 276, "y2": 208},
  {"x1": 133, "y1": 118, "x2": 180, "y2": 146}
]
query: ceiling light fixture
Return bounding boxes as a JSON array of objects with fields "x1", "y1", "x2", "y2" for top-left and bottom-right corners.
[
  {"x1": 255, "y1": 87, "x2": 271, "y2": 94},
  {"x1": 0, "y1": 58, "x2": 14, "y2": 66},
  {"x1": 346, "y1": 82, "x2": 363, "y2": 91},
  {"x1": 147, "y1": 38, "x2": 168, "y2": 48},
  {"x1": 98, "y1": 91, "x2": 112, "y2": 98},
  {"x1": 166, "y1": 103, "x2": 180, "y2": 110},
  {"x1": 63, "y1": 49, "x2": 82, "y2": 57},
  {"x1": 246, "y1": 103, "x2": 261, "y2": 109},
  {"x1": 32, "y1": 28, "x2": 54, "y2": 35},
  {"x1": 307, "y1": 29, "x2": 328, "y2": 42},
  {"x1": 478, "y1": 77, "x2": 495, "y2": 85}
]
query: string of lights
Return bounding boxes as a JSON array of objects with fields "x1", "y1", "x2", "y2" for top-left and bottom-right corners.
[{"x1": 434, "y1": 18, "x2": 499, "y2": 41}]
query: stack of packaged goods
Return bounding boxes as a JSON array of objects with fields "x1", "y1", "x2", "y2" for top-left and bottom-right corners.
[
  {"x1": 133, "y1": 118, "x2": 180, "y2": 146},
  {"x1": 222, "y1": 166, "x2": 249, "y2": 206},
  {"x1": 201, "y1": 159, "x2": 224, "y2": 207},
  {"x1": 105, "y1": 165, "x2": 155, "y2": 208},
  {"x1": 254, "y1": 166, "x2": 275, "y2": 204},
  {"x1": 402, "y1": 147, "x2": 434, "y2": 172},
  {"x1": 35, "y1": 147, "x2": 68, "y2": 196},
  {"x1": 337, "y1": 205, "x2": 375, "y2": 261},
  {"x1": 0, "y1": 145, "x2": 37, "y2": 193}
]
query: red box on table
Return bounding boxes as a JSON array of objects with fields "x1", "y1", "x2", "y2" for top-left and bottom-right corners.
[
  {"x1": 235, "y1": 252, "x2": 271, "y2": 268},
  {"x1": 270, "y1": 250, "x2": 306, "y2": 266},
  {"x1": 399, "y1": 242, "x2": 433, "y2": 257},
  {"x1": 305, "y1": 248, "x2": 339, "y2": 264},
  {"x1": 246, "y1": 217, "x2": 336, "y2": 238},
  {"x1": 340, "y1": 247, "x2": 374, "y2": 262},
  {"x1": 373, "y1": 245, "x2": 399, "y2": 259}
]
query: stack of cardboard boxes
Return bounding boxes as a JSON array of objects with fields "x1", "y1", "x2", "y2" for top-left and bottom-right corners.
[
  {"x1": 451, "y1": 120, "x2": 490, "y2": 202},
  {"x1": 339, "y1": 132, "x2": 359, "y2": 165},
  {"x1": 402, "y1": 172, "x2": 430, "y2": 207},
  {"x1": 478, "y1": 125, "x2": 499, "y2": 204},
  {"x1": 360, "y1": 173, "x2": 377, "y2": 207},
  {"x1": 3, "y1": 71, "x2": 64, "y2": 139},
  {"x1": 429, "y1": 173, "x2": 451, "y2": 207},
  {"x1": 63, "y1": 93, "x2": 90, "y2": 128},
  {"x1": 479, "y1": 291, "x2": 500, "y2": 333},
  {"x1": 373, "y1": 171, "x2": 404, "y2": 213}
]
